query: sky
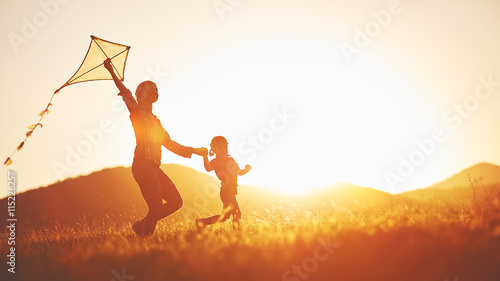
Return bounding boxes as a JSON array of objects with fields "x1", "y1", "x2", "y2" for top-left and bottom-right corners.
[{"x1": 1, "y1": 0, "x2": 500, "y2": 198}]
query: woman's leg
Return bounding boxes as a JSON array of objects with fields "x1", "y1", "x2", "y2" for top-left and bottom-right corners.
[
  {"x1": 157, "y1": 169, "x2": 184, "y2": 219},
  {"x1": 132, "y1": 160, "x2": 163, "y2": 236}
]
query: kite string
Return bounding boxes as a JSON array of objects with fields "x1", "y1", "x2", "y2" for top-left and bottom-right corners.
[
  {"x1": 4, "y1": 86, "x2": 64, "y2": 166},
  {"x1": 4, "y1": 36, "x2": 130, "y2": 166}
]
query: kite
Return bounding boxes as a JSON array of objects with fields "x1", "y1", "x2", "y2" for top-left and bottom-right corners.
[{"x1": 4, "y1": 35, "x2": 130, "y2": 166}]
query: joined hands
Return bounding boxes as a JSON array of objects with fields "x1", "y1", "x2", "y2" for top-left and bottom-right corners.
[{"x1": 193, "y1": 147, "x2": 208, "y2": 156}]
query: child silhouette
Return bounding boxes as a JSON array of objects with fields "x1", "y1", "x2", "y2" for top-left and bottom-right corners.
[{"x1": 196, "y1": 136, "x2": 251, "y2": 229}]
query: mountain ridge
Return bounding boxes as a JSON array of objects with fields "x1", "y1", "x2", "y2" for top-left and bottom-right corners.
[{"x1": 2, "y1": 162, "x2": 499, "y2": 229}]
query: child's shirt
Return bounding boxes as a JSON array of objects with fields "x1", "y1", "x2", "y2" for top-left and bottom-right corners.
[{"x1": 210, "y1": 156, "x2": 239, "y2": 190}]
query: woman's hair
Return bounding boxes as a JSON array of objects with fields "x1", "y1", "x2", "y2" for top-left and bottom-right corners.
[
  {"x1": 135, "y1": 81, "x2": 158, "y2": 103},
  {"x1": 209, "y1": 136, "x2": 228, "y2": 157}
]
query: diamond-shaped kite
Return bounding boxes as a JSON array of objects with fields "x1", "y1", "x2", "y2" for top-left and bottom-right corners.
[{"x1": 4, "y1": 35, "x2": 130, "y2": 166}]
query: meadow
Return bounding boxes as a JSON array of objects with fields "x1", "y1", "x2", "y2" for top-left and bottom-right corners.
[{"x1": 3, "y1": 164, "x2": 500, "y2": 281}]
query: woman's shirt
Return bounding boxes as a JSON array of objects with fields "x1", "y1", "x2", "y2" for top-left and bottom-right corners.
[{"x1": 130, "y1": 106, "x2": 192, "y2": 166}]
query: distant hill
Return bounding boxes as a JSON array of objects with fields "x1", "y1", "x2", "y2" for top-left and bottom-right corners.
[
  {"x1": 2, "y1": 163, "x2": 499, "y2": 230},
  {"x1": 399, "y1": 162, "x2": 500, "y2": 204},
  {"x1": 0, "y1": 164, "x2": 221, "y2": 229},
  {"x1": 0, "y1": 164, "x2": 303, "y2": 229},
  {"x1": 0, "y1": 164, "x2": 392, "y2": 230},
  {"x1": 427, "y1": 162, "x2": 500, "y2": 190},
  {"x1": 310, "y1": 183, "x2": 392, "y2": 208}
]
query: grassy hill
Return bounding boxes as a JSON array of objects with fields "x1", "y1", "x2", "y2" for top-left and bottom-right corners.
[
  {"x1": 398, "y1": 163, "x2": 500, "y2": 213},
  {"x1": 428, "y1": 162, "x2": 500, "y2": 190},
  {"x1": 3, "y1": 162, "x2": 500, "y2": 230},
  {"x1": 0, "y1": 164, "x2": 222, "y2": 229},
  {"x1": 0, "y1": 164, "x2": 396, "y2": 229},
  {"x1": 1, "y1": 163, "x2": 500, "y2": 281}
]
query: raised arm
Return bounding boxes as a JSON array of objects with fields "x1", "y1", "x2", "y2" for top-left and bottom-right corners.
[
  {"x1": 238, "y1": 164, "x2": 251, "y2": 176},
  {"x1": 103, "y1": 58, "x2": 137, "y2": 112}
]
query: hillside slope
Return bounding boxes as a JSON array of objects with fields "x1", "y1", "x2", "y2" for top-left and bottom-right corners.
[{"x1": 2, "y1": 163, "x2": 499, "y2": 230}]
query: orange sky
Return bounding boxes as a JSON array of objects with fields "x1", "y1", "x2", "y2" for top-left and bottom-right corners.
[{"x1": 1, "y1": 0, "x2": 500, "y2": 198}]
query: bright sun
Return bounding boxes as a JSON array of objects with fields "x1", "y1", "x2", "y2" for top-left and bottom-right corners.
[{"x1": 166, "y1": 38, "x2": 432, "y2": 195}]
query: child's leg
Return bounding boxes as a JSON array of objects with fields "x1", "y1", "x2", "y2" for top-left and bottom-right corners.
[
  {"x1": 199, "y1": 205, "x2": 232, "y2": 225},
  {"x1": 233, "y1": 198, "x2": 242, "y2": 221},
  {"x1": 220, "y1": 188, "x2": 240, "y2": 219},
  {"x1": 220, "y1": 190, "x2": 241, "y2": 227},
  {"x1": 198, "y1": 190, "x2": 236, "y2": 226},
  {"x1": 227, "y1": 197, "x2": 241, "y2": 228},
  {"x1": 199, "y1": 214, "x2": 223, "y2": 225},
  {"x1": 197, "y1": 188, "x2": 241, "y2": 228}
]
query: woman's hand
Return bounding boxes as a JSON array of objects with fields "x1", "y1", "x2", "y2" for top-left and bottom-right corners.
[
  {"x1": 103, "y1": 58, "x2": 113, "y2": 73},
  {"x1": 193, "y1": 147, "x2": 208, "y2": 156}
]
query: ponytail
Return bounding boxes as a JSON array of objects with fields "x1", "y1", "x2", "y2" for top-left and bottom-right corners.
[{"x1": 209, "y1": 136, "x2": 228, "y2": 157}]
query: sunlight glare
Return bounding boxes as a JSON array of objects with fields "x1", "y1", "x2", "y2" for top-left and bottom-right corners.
[{"x1": 163, "y1": 39, "x2": 431, "y2": 195}]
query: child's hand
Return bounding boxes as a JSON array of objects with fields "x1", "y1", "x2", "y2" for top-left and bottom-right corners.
[
  {"x1": 193, "y1": 147, "x2": 208, "y2": 156},
  {"x1": 245, "y1": 164, "x2": 251, "y2": 171}
]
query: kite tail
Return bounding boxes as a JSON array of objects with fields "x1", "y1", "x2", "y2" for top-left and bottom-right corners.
[{"x1": 4, "y1": 86, "x2": 65, "y2": 166}]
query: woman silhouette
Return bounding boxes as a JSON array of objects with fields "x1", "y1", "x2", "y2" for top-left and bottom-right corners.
[{"x1": 104, "y1": 58, "x2": 205, "y2": 237}]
